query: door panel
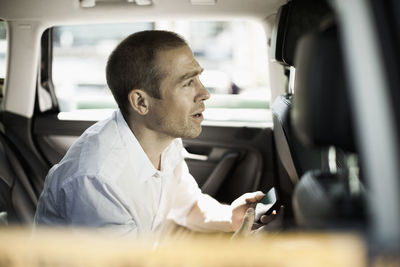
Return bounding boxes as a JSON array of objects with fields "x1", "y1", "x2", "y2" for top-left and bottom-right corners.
[
  {"x1": 183, "y1": 125, "x2": 275, "y2": 203},
  {"x1": 185, "y1": 145, "x2": 239, "y2": 188},
  {"x1": 33, "y1": 114, "x2": 275, "y2": 203}
]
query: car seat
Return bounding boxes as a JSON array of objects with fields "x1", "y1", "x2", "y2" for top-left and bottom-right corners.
[
  {"x1": 290, "y1": 22, "x2": 365, "y2": 229},
  {"x1": 0, "y1": 131, "x2": 38, "y2": 224},
  {"x1": 270, "y1": 0, "x2": 334, "y2": 213}
]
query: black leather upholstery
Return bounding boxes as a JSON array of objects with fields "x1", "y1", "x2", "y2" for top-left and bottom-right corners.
[
  {"x1": 270, "y1": 0, "x2": 333, "y2": 187},
  {"x1": 291, "y1": 25, "x2": 355, "y2": 151},
  {"x1": 271, "y1": 0, "x2": 332, "y2": 66},
  {"x1": 0, "y1": 132, "x2": 37, "y2": 224},
  {"x1": 293, "y1": 170, "x2": 364, "y2": 228},
  {"x1": 291, "y1": 24, "x2": 364, "y2": 228},
  {"x1": 272, "y1": 94, "x2": 325, "y2": 184}
]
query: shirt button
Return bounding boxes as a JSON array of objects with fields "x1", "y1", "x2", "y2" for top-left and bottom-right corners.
[{"x1": 153, "y1": 171, "x2": 161, "y2": 178}]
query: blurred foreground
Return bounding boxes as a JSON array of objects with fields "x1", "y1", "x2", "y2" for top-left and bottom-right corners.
[{"x1": 0, "y1": 226, "x2": 369, "y2": 267}]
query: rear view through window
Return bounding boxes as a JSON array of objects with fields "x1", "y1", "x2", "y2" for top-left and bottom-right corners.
[{"x1": 52, "y1": 21, "x2": 271, "y2": 126}]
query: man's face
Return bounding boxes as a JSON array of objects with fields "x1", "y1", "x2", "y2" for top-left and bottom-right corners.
[{"x1": 146, "y1": 45, "x2": 210, "y2": 139}]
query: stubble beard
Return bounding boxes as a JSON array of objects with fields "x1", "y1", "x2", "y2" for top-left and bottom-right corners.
[{"x1": 154, "y1": 115, "x2": 202, "y2": 139}]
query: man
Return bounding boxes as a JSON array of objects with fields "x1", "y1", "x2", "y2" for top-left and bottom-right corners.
[{"x1": 34, "y1": 30, "x2": 265, "y2": 236}]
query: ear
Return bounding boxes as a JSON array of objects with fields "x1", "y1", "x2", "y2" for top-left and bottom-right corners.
[{"x1": 128, "y1": 89, "x2": 149, "y2": 115}]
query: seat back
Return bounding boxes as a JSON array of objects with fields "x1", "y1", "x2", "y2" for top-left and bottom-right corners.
[
  {"x1": 0, "y1": 132, "x2": 38, "y2": 224},
  {"x1": 272, "y1": 94, "x2": 325, "y2": 184},
  {"x1": 291, "y1": 23, "x2": 364, "y2": 229},
  {"x1": 291, "y1": 24, "x2": 355, "y2": 152},
  {"x1": 271, "y1": 0, "x2": 332, "y2": 187}
]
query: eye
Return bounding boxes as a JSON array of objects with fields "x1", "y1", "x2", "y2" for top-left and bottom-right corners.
[{"x1": 184, "y1": 79, "x2": 194, "y2": 87}]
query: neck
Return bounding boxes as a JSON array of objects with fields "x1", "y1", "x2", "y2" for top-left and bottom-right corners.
[{"x1": 127, "y1": 119, "x2": 173, "y2": 171}]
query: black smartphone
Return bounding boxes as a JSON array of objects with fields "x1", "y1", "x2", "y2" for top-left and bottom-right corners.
[
  {"x1": 263, "y1": 200, "x2": 281, "y2": 215},
  {"x1": 257, "y1": 188, "x2": 281, "y2": 222}
]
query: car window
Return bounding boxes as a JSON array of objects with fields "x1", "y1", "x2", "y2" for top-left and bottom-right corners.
[
  {"x1": 51, "y1": 21, "x2": 271, "y2": 126},
  {"x1": 0, "y1": 21, "x2": 7, "y2": 105}
]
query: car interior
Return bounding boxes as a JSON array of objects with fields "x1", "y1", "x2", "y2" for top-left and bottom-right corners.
[{"x1": 0, "y1": 0, "x2": 399, "y2": 263}]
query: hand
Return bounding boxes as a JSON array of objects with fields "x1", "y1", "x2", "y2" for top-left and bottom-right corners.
[
  {"x1": 253, "y1": 205, "x2": 285, "y2": 232},
  {"x1": 230, "y1": 191, "x2": 265, "y2": 231},
  {"x1": 231, "y1": 204, "x2": 285, "y2": 239},
  {"x1": 254, "y1": 202, "x2": 274, "y2": 222},
  {"x1": 231, "y1": 206, "x2": 256, "y2": 239}
]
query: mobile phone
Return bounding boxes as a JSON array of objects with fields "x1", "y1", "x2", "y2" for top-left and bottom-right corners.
[
  {"x1": 263, "y1": 200, "x2": 281, "y2": 215},
  {"x1": 257, "y1": 188, "x2": 281, "y2": 222},
  {"x1": 259, "y1": 187, "x2": 277, "y2": 205}
]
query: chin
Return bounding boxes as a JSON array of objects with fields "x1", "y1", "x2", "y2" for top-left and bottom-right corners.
[{"x1": 181, "y1": 127, "x2": 202, "y2": 139}]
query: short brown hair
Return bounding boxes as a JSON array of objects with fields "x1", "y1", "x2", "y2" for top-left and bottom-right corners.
[{"x1": 106, "y1": 30, "x2": 188, "y2": 117}]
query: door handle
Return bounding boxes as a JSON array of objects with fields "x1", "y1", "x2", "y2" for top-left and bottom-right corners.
[{"x1": 183, "y1": 150, "x2": 209, "y2": 161}]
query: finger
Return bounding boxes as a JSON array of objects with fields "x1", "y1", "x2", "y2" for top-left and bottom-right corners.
[
  {"x1": 260, "y1": 205, "x2": 285, "y2": 225},
  {"x1": 260, "y1": 214, "x2": 276, "y2": 224},
  {"x1": 232, "y1": 207, "x2": 255, "y2": 239},
  {"x1": 240, "y1": 207, "x2": 256, "y2": 232},
  {"x1": 248, "y1": 202, "x2": 257, "y2": 210},
  {"x1": 251, "y1": 222, "x2": 263, "y2": 230},
  {"x1": 245, "y1": 191, "x2": 266, "y2": 204}
]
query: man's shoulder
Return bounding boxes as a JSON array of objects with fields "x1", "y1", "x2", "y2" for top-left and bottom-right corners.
[
  {"x1": 51, "y1": 113, "x2": 127, "y2": 184},
  {"x1": 45, "y1": 145, "x2": 130, "y2": 200}
]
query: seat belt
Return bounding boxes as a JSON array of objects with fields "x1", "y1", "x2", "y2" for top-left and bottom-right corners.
[
  {"x1": 272, "y1": 93, "x2": 300, "y2": 185},
  {"x1": 272, "y1": 114, "x2": 299, "y2": 185}
]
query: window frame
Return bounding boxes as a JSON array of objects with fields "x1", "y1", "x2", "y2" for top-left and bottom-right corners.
[{"x1": 39, "y1": 21, "x2": 273, "y2": 128}]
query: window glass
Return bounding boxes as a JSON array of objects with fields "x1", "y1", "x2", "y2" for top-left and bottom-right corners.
[
  {"x1": 53, "y1": 23, "x2": 154, "y2": 112},
  {"x1": 0, "y1": 21, "x2": 7, "y2": 104},
  {"x1": 52, "y1": 21, "x2": 271, "y2": 126}
]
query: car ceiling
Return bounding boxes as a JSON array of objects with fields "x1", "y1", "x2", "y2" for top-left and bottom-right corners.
[{"x1": 0, "y1": 0, "x2": 285, "y2": 25}]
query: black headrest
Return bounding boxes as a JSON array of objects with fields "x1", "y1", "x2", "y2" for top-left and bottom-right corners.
[
  {"x1": 271, "y1": 0, "x2": 332, "y2": 66},
  {"x1": 291, "y1": 25, "x2": 355, "y2": 152}
]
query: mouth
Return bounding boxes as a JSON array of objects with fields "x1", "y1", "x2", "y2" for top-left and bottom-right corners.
[
  {"x1": 191, "y1": 113, "x2": 203, "y2": 119},
  {"x1": 191, "y1": 109, "x2": 205, "y2": 120}
]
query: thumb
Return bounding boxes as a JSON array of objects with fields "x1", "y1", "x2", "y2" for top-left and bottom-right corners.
[{"x1": 245, "y1": 191, "x2": 265, "y2": 204}]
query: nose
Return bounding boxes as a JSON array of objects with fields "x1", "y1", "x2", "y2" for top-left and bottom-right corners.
[{"x1": 196, "y1": 79, "x2": 210, "y2": 102}]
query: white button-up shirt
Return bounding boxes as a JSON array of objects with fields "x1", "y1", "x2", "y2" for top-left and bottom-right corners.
[{"x1": 34, "y1": 110, "x2": 202, "y2": 236}]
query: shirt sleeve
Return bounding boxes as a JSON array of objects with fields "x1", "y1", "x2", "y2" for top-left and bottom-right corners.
[
  {"x1": 167, "y1": 160, "x2": 202, "y2": 226},
  {"x1": 36, "y1": 175, "x2": 138, "y2": 237}
]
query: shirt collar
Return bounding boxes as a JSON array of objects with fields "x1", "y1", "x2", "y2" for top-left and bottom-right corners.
[
  {"x1": 115, "y1": 110, "x2": 184, "y2": 182},
  {"x1": 116, "y1": 110, "x2": 157, "y2": 183},
  {"x1": 160, "y1": 138, "x2": 184, "y2": 174}
]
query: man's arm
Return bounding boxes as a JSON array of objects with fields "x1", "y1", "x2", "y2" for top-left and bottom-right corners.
[
  {"x1": 176, "y1": 152, "x2": 265, "y2": 233},
  {"x1": 35, "y1": 175, "x2": 138, "y2": 237},
  {"x1": 185, "y1": 191, "x2": 265, "y2": 232}
]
